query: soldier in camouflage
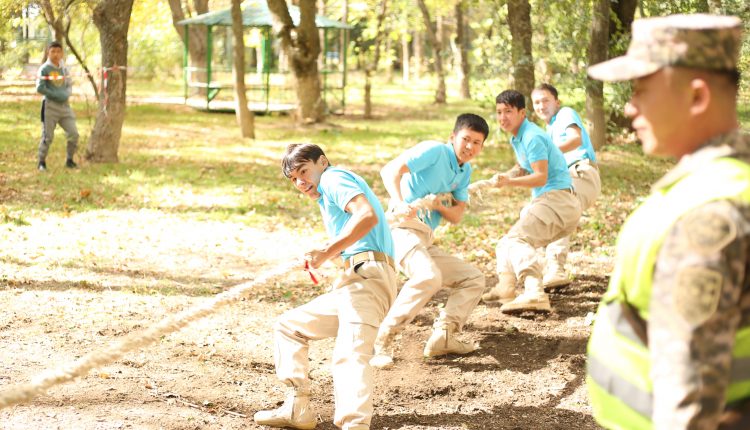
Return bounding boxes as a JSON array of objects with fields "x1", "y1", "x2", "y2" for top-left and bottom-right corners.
[{"x1": 586, "y1": 14, "x2": 750, "y2": 430}]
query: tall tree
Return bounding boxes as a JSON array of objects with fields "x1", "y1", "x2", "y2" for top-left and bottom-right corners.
[
  {"x1": 413, "y1": 30, "x2": 423, "y2": 79},
  {"x1": 230, "y1": 0, "x2": 254, "y2": 138},
  {"x1": 85, "y1": 0, "x2": 134, "y2": 162},
  {"x1": 416, "y1": 0, "x2": 446, "y2": 104},
  {"x1": 364, "y1": 0, "x2": 388, "y2": 118},
  {"x1": 267, "y1": 0, "x2": 325, "y2": 123},
  {"x1": 586, "y1": 0, "x2": 609, "y2": 150},
  {"x1": 401, "y1": 29, "x2": 409, "y2": 83},
  {"x1": 454, "y1": 0, "x2": 470, "y2": 99},
  {"x1": 506, "y1": 0, "x2": 534, "y2": 100},
  {"x1": 166, "y1": 0, "x2": 209, "y2": 93}
]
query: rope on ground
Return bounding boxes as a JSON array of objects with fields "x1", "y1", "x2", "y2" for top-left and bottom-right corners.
[{"x1": 0, "y1": 259, "x2": 300, "y2": 410}]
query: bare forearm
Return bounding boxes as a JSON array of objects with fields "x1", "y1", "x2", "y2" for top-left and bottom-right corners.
[
  {"x1": 508, "y1": 172, "x2": 546, "y2": 188},
  {"x1": 325, "y1": 210, "x2": 377, "y2": 258},
  {"x1": 381, "y1": 160, "x2": 406, "y2": 202},
  {"x1": 434, "y1": 201, "x2": 465, "y2": 224},
  {"x1": 558, "y1": 135, "x2": 581, "y2": 153}
]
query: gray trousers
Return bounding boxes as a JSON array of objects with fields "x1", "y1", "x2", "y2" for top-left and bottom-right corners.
[{"x1": 39, "y1": 99, "x2": 79, "y2": 161}]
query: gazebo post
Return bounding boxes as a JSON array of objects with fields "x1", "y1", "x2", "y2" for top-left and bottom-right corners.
[
  {"x1": 183, "y1": 24, "x2": 189, "y2": 104},
  {"x1": 206, "y1": 25, "x2": 213, "y2": 110}
]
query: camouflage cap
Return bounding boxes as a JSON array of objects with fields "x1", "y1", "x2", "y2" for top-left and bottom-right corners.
[{"x1": 588, "y1": 14, "x2": 743, "y2": 82}]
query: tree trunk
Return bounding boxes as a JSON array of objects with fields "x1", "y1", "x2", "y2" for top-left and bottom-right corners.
[
  {"x1": 454, "y1": 0, "x2": 470, "y2": 99},
  {"x1": 231, "y1": 0, "x2": 254, "y2": 138},
  {"x1": 506, "y1": 0, "x2": 534, "y2": 101},
  {"x1": 416, "y1": 0, "x2": 445, "y2": 104},
  {"x1": 608, "y1": 0, "x2": 637, "y2": 56},
  {"x1": 401, "y1": 31, "x2": 409, "y2": 83},
  {"x1": 364, "y1": 0, "x2": 388, "y2": 119},
  {"x1": 413, "y1": 30, "x2": 423, "y2": 79},
  {"x1": 607, "y1": 0, "x2": 636, "y2": 129},
  {"x1": 268, "y1": 0, "x2": 324, "y2": 123},
  {"x1": 85, "y1": 0, "x2": 135, "y2": 163},
  {"x1": 586, "y1": 0, "x2": 609, "y2": 150},
  {"x1": 167, "y1": 0, "x2": 208, "y2": 93}
]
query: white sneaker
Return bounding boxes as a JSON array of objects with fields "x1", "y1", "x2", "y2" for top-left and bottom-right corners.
[
  {"x1": 254, "y1": 392, "x2": 317, "y2": 429},
  {"x1": 423, "y1": 324, "x2": 479, "y2": 357},
  {"x1": 500, "y1": 292, "x2": 552, "y2": 313}
]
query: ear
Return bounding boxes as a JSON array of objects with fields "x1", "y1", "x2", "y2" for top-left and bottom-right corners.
[{"x1": 689, "y1": 78, "x2": 711, "y2": 116}]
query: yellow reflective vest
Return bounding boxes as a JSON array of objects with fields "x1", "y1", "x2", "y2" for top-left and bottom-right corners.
[{"x1": 587, "y1": 157, "x2": 750, "y2": 430}]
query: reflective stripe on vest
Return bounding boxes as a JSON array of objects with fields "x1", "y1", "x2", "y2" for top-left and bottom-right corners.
[{"x1": 588, "y1": 157, "x2": 750, "y2": 429}]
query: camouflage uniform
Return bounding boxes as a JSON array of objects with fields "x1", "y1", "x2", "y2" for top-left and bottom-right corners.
[
  {"x1": 586, "y1": 14, "x2": 750, "y2": 430},
  {"x1": 649, "y1": 132, "x2": 750, "y2": 429}
]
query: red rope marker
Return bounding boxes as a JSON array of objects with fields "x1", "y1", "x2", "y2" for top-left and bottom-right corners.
[{"x1": 304, "y1": 261, "x2": 319, "y2": 285}]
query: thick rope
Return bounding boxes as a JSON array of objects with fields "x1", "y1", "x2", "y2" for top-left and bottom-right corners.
[
  {"x1": 467, "y1": 178, "x2": 498, "y2": 204},
  {"x1": 386, "y1": 179, "x2": 498, "y2": 225},
  {"x1": 0, "y1": 259, "x2": 300, "y2": 409},
  {"x1": 385, "y1": 193, "x2": 453, "y2": 225}
]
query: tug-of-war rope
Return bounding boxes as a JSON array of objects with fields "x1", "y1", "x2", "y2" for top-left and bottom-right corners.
[
  {"x1": 0, "y1": 181, "x2": 499, "y2": 410},
  {"x1": 0, "y1": 259, "x2": 299, "y2": 410},
  {"x1": 386, "y1": 178, "x2": 498, "y2": 225}
]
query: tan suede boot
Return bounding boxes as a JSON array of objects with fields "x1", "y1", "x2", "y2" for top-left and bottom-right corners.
[
  {"x1": 254, "y1": 390, "x2": 317, "y2": 429},
  {"x1": 543, "y1": 262, "x2": 570, "y2": 290},
  {"x1": 500, "y1": 276, "x2": 551, "y2": 313},
  {"x1": 370, "y1": 329, "x2": 396, "y2": 369},
  {"x1": 423, "y1": 323, "x2": 479, "y2": 357},
  {"x1": 481, "y1": 272, "x2": 517, "y2": 304}
]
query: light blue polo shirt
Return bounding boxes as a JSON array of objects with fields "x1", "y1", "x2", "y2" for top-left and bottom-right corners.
[
  {"x1": 317, "y1": 166, "x2": 394, "y2": 259},
  {"x1": 547, "y1": 106, "x2": 597, "y2": 166},
  {"x1": 400, "y1": 140, "x2": 472, "y2": 230},
  {"x1": 511, "y1": 119, "x2": 571, "y2": 199}
]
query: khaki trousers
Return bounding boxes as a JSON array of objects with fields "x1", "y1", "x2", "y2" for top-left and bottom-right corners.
[
  {"x1": 545, "y1": 161, "x2": 601, "y2": 271},
  {"x1": 273, "y1": 260, "x2": 397, "y2": 429},
  {"x1": 380, "y1": 219, "x2": 485, "y2": 336},
  {"x1": 496, "y1": 189, "x2": 581, "y2": 285}
]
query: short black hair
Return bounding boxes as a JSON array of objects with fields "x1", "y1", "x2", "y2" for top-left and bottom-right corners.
[
  {"x1": 533, "y1": 83, "x2": 559, "y2": 100},
  {"x1": 48, "y1": 41, "x2": 63, "y2": 50},
  {"x1": 281, "y1": 143, "x2": 327, "y2": 178},
  {"x1": 495, "y1": 90, "x2": 525, "y2": 110},
  {"x1": 453, "y1": 113, "x2": 489, "y2": 141}
]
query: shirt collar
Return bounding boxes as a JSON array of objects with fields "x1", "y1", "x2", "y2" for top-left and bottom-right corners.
[
  {"x1": 445, "y1": 142, "x2": 464, "y2": 172},
  {"x1": 653, "y1": 130, "x2": 748, "y2": 191}
]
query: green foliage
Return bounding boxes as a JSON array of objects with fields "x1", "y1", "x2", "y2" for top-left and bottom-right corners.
[{"x1": 128, "y1": 0, "x2": 182, "y2": 79}]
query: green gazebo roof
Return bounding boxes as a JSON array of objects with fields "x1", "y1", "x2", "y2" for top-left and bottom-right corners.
[{"x1": 176, "y1": 0, "x2": 352, "y2": 29}]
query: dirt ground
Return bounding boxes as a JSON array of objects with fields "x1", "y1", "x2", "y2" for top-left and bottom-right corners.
[{"x1": 0, "y1": 209, "x2": 609, "y2": 429}]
